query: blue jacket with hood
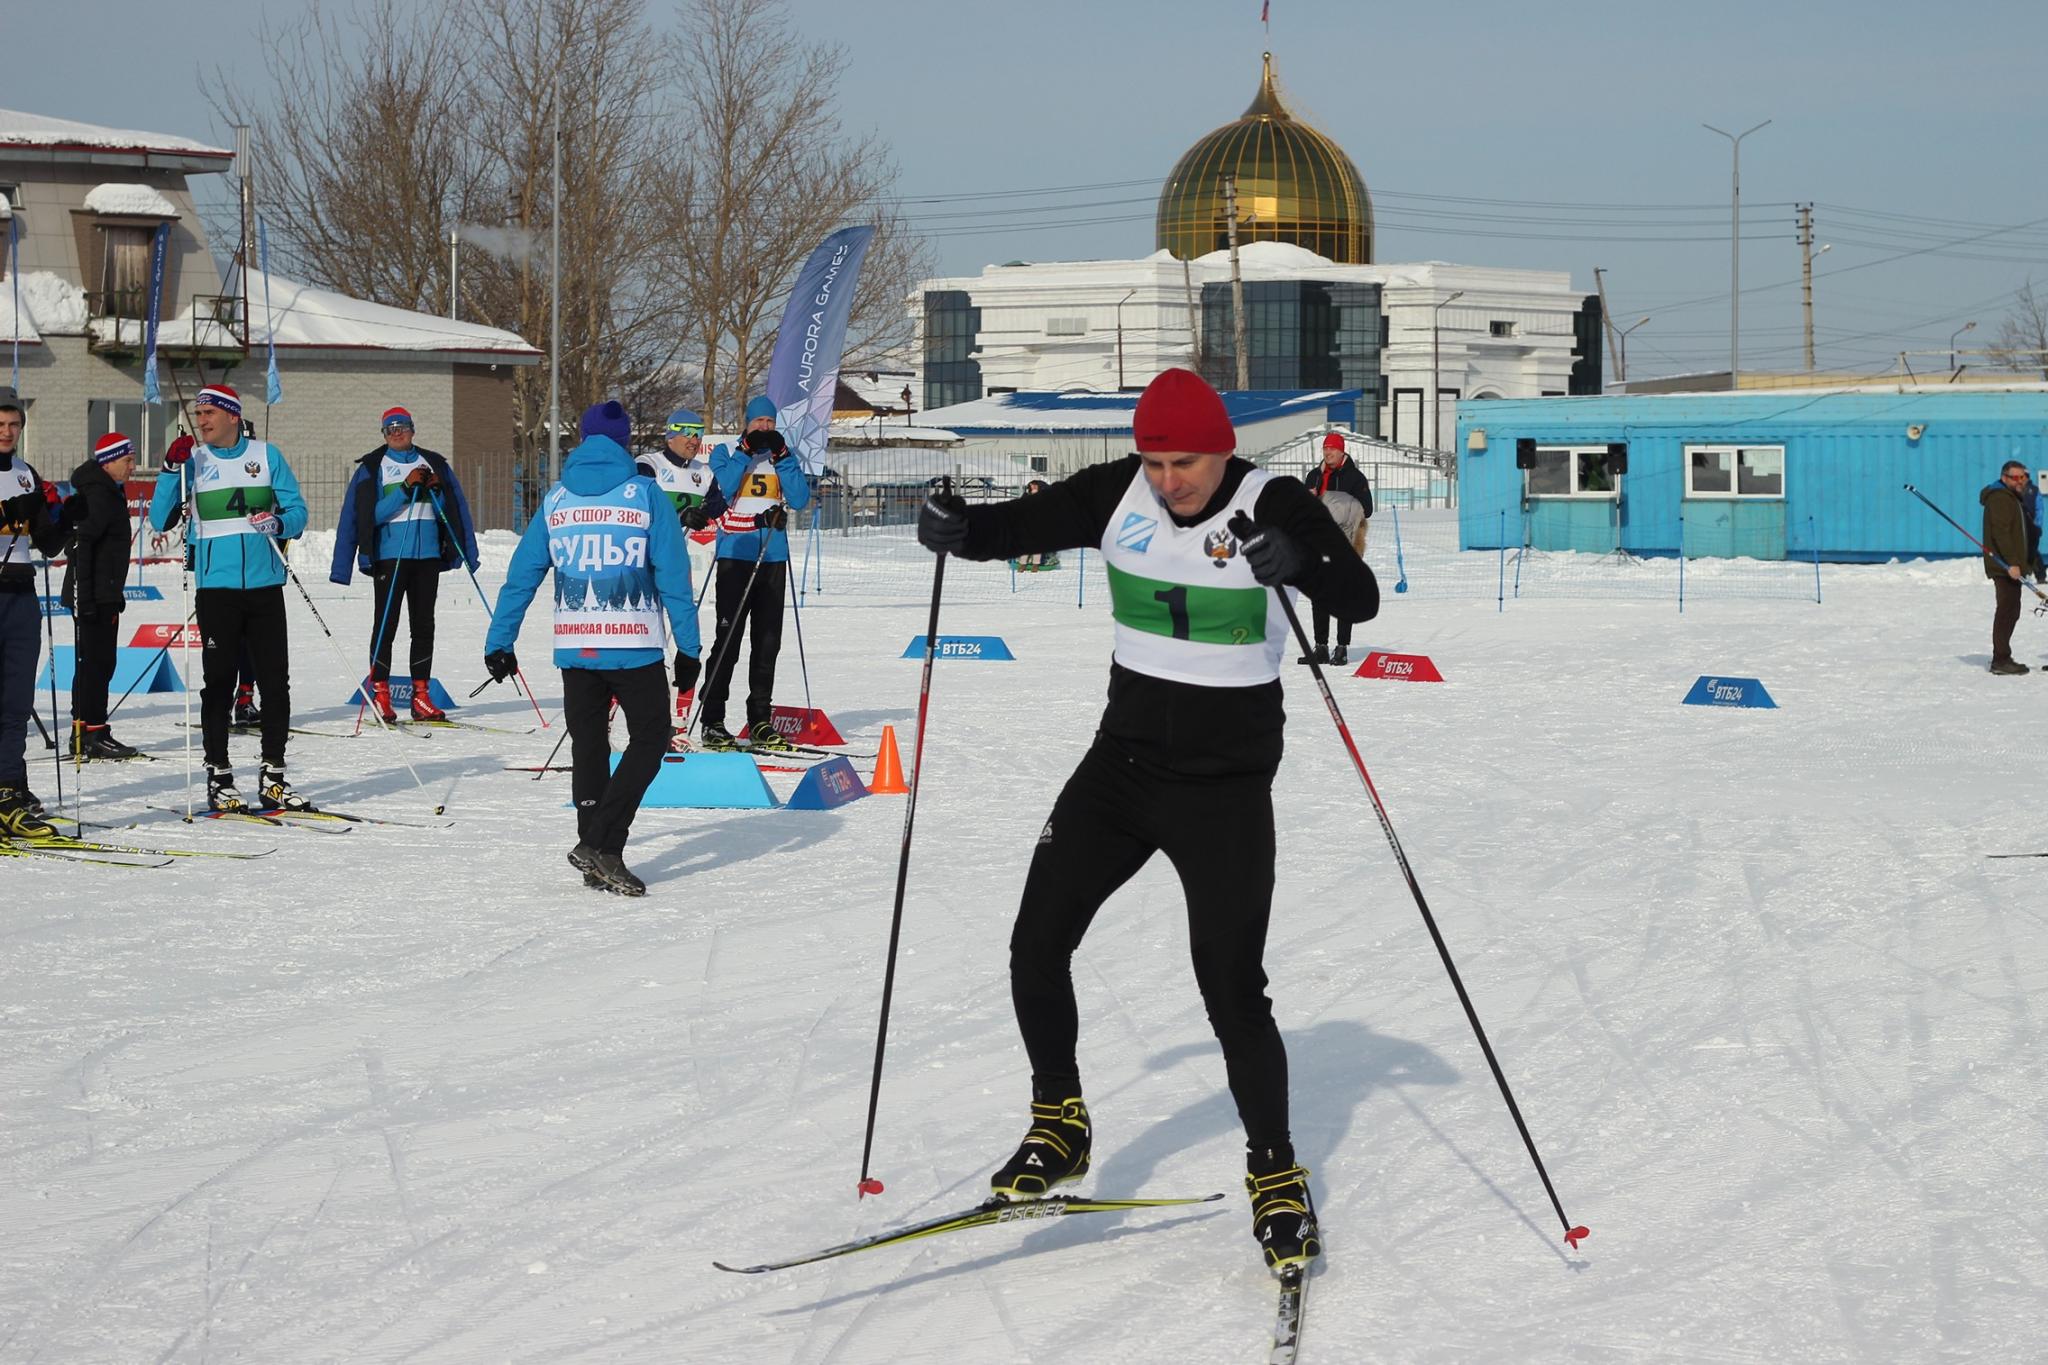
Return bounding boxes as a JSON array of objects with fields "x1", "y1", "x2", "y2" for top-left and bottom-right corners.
[
  {"x1": 711, "y1": 395, "x2": 810, "y2": 564},
  {"x1": 146, "y1": 436, "x2": 311, "y2": 590},
  {"x1": 486, "y1": 434, "x2": 701, "y2": 670}
]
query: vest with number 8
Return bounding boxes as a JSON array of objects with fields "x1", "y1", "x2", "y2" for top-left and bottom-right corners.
[{"x1": 1100, "y1": 465, "x2": 1290, "y2": 686}]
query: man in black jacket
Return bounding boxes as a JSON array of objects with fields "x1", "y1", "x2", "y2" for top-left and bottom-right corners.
[
  {"x1": 916, "y1": 367, "x2": 1377, "y2": 1277},
  {"x1": 0, "y1": 397, "x2": 70, "y2": 836},
  {"x1": 64, "y1": 433, "x2": 140, "y2": 760},
  {"x1": 1302, "y1": 432, "x2": 1373, "y2": 665},
  {"x1": 1982, "y1": 459, "x2": 2043, "y2": 674}
]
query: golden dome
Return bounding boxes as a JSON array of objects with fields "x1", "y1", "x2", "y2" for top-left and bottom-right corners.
[{"x1": 1155, "y1": 53, "x2": 1373, "y2": 264}]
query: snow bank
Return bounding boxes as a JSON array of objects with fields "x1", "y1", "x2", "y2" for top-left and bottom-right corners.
[
  {"x1": 18, "y1": 271, "x2": 85, "y2": 333},
  {"x1": 83, "y1": 183, "x2": 177, "y2": 217}
]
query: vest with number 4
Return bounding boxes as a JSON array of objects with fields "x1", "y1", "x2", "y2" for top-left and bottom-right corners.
[
  {"x1": 543, "y1": 480, "x2": 666, "y2": 654},
  {"x1": 640, "y1": 456, "x2": 716, "y2": 513},
  {"x1": 718, "y1": 455, "x2": 781, "y2": 533},
  {"x1": 0, "y1": 461, "x2": 40, "y2": 565},
  {"x1": 380, "y1": 454, "x2": 437, "y2": 525},
  {"x1": 192, "y1": 443, "x2": 280, "y2": 539},
  {"x1": 1100, "y1": 467, "x2": 1289, "y2": 687}
]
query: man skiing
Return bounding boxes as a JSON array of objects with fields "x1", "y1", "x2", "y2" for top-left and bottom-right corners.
[
  {"x1": 484, "y1": 400, "x2": 700, "y2": 896},
  {"x1": 147, "y1": 384, "x2": 312, "y2": 812},
  {"x1": 698, "y1": 395, "x2": 809, "y2": 751},
  {"x1": 64, "y1": 432, "x2": 141, "y2": 760},
  {"x1": 329, "y1": 406, "x2": 481, "y2": 722},
  {"x1": 635, "y1": 407, "x2": 725, "y2": 736},
  {"x1": 0, "y1": 397, "x2": 69, "y2": 836},
  {"x1": 915, "y1": 367, "x2": 1378, "y2": 1275}
]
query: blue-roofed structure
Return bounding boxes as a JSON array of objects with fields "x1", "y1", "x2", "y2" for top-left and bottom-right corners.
[{"x1": 1456, "y1": 387, "x2": 2048, "y2": 562}]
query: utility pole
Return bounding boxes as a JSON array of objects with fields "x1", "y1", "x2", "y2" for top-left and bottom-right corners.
[
  {"x1": 1703, "y1": 119, "x2": 1770, "y2": 384},
  {"x1": 1182, "y1": 256, "x2": 1202, "y2": 373},
  {"x1": 1593, "y1": 266, "x2": 1620, "y2": 388},
  {"x1": 234, "y1": 124, "x2": 251, "y2": 353},
  {"x1": 1432, "y1": 289, "x2": 1463, "y2": 452},
  {"x1": 1223, "y1": 174, "x2": 1249, "y2": 390},
  {"x1": 1797, "y1": 203, "x2": 1815, "y2": 371},
  {"x1": 549, "y1": 68, "x2": 562, "y2": 486}
]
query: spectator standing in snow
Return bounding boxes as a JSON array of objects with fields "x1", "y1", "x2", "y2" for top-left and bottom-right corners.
[
  {"x1": 1981, "y1": 459, "x2": 2042, "y2": 675},
  {"x1": 1301, "y1": 433, "x2": 1372, "y2": 665}
]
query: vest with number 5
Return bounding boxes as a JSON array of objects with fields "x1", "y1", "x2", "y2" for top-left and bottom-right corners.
[
  {"x1": 1099, "y1": 466, "x2": 1290, "y2": 686},
  {"x1": 717, "y1": 455, "x2": 781, "y2": 533}
]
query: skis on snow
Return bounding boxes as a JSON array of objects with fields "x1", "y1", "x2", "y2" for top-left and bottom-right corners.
[
  {"x1": 1269, "y1": 1267, "x2": 1310, "y2": 1364},
  {"x1": 713, "y1": 1192, "x2": 1223, "y2": 1275}
]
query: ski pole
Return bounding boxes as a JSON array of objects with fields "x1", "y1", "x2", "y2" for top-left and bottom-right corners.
[
  {"x1": 857, "y1": 494, "x2": 950, "y2": 1200},
  {"x1": 264, "y1": 536, "x2": 444, "y2": 813},
  {"x1": 356, "y1": 533, "x2": 411, "y2": 735},
  {"x1": 1904, "y1": 483, "x2": 2048, "y2": 612},
  {"x1": 681, "y1": 532, "x2": 773, "y2": 742},
  {"x1": 104, "y1": 611, "x2": 195, "y2": 723},
  {"x1": 1229, "y1": 512, "x2": 1589, "y2": 1253},
  {"x1": 427, "y1": 489, "x2": 548, "y2": 727},
  {"x1": 787, "y1": 555, "x2": 814, "y2": 713}
]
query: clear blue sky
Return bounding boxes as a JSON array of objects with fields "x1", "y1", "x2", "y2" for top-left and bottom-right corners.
[{"x1": 15, "y1": 0, "x2": 2048, "y2": 378}]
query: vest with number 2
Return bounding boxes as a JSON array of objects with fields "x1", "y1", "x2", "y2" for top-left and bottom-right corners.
[
  {"x1": 1, "y1": 461, "x2": 40, "y2": 565},
  {"x1": 718, "y1": 454, "x2": 782, "y2": 533},
  {"x1": 544, "y1": 480, "x2": 666, "y2": 654},
  {"x1": 641, "y1": 456, "x2": 716, "y2": 514},
  {"x1": 1100, "y1": 467, "x2": 1290, "y2": 687},
  {"x1": 192, "y1": 444, "x2": 280, "y2": 539}
]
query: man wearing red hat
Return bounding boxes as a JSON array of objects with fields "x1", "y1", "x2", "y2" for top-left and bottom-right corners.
[
  {"x1": 917, "y1": 366, "x2": 1377, "y2": 1277},
  {"x1": 63, "y1": 433, "x2": 142, "y2": 761}
]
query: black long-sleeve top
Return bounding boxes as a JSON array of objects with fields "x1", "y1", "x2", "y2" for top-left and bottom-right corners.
[{"x1": 958, "y1": 455, "x2": 1379, "y2": 778}]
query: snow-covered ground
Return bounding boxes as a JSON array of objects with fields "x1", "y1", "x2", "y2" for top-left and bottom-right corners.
[{"x1": 5, "y1": 545, "x2": 2047, "y2": 1363}]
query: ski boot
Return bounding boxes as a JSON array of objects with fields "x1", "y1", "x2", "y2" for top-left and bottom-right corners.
[
  {"x1": 590, "y1": 851, "x2": 647, "y2": 897},
  {"x1": 699, "y1": 722, "x2": 739, "y2": 751},
  {"x1": 675, "y1": 688, "x2": 694, "y2": 722},
  {"x1": 409, "y1": 681, "x2": 447, "y2": 722},
  {"x1": 233, "y1": 685, "x2": 262, "y2": 731},
  {"x1": 207, "y1": 766, "x2": 248, "y2": 814},
  {"x1": 1297, "y1": 643, "x2": 1329, "y2": 666},
  {"x1": 1246, "y1": 1144, "x2": 1321, "y2": 1275},
  {"x1": 1329, "y1": 645, "x2": 1348, "y2": 667},
  {"x1": 73, "y1": 724, "x2": 139, "y2": 762},
  {"x1": 258, "y1": 764, "x2": 317, "y2": 813},
  {"x1": 568, "y1": 843, "x2": 604, "y2": 889},
  {"x1": 747, "y1": 719, "x2": 798, "y2": 754},
  {"x1": 369, "y1": 680, "x2": 399, "y2": 724},
  {"x1": 990, "y1": 1095, "x2": 1092, "y2": 1200},
  {"x1": 0, "y1": 785, "x2": 57, "y2": 838}
]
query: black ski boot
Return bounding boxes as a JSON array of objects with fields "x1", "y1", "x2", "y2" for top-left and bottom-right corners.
[
  {"x1": 590, "y1": 851, "x2": 646, "y2": 897},
  {"x1": 1297, "y1": 643, "x2": 1329, "y2": 666},
  {"x1": 568, "y1": 843, "x2": 604, "y2": 888},
  {"x1": 1329, "y1": 645, "x2": 1348, "y2": 667},
  {"x1": 258, "y1": 764, "x2": 317, "y2": 813},
  {"x1": 207, "y1": 766, "x2": 247, "y2": 813},
  {"x1": 0, "y1": 785, "x2": 57, "y2": 838},
  {"x1": 990, "y1": 1095, "x2": 1091, "y2": 1200},
  {"x1": 699, "y1": 722, "x2": 739, "y2": 751},
  {"x1": 1246, "y1": 1144, "x2": 1321, "y2": 1275},
  {"x1": 73, "y1": 725, "x2": 139, "y2": 761},
  {"x1": 747, "y1": 720, "x2": 797, "y2": 753}
]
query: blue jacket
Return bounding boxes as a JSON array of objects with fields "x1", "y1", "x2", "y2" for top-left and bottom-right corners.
[
  {"x1": 147, "y1": 437, "x2": 310, "y2": 590},
  {"x1": 329, "y1": 444, "x2": 481, "y2": 583},
  {"x1": 486, "y1": 434, "x2": 700, "y2": 670},
  {"x1": 711, "y1": 443, "x2": 810, "y2": 563}
]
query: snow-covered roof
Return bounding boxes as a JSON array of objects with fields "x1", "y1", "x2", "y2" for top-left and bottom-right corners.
[
  {"x1": 0, "y1": 109, "x2": 232, "y2": 166},
  {"x1": 919, "y1": 387, "x2": 1361, "y2": 436},
  {"x1": 83, "y1": 183, "x2": 178, "y2": 217},
  {"x1": 239, "y1": 269, "x2": 539, "y2": 356},
  {"x1": 826, "y1": 448, "x2": 1023, "y2": 487},
  {"x1": 828, "y1": 418, "x2": 962, "y2": 446}
]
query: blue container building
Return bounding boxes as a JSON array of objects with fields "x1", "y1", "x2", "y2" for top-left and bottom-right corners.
[{"x1": 1455, "y1": 388, "x2": 2048, "y2": 562}]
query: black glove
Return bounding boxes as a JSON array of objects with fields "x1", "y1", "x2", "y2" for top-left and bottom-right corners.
[
  {"x1": 1228, "y1": 513, "x2": 1309, "y2": 588},
  {"x1": 682, "y1": 504, "x2": 709, "y2": 531},
  {"x1": 756, "y1": 504, "x2": 788, "y2": 532},
  {"x1": 918, "y1": 491, "x2": 969, "y2": 554},
  {"x1": 674, "y1": 651, "x2": 701, "y2": 694},
  {"x1": 0, "y1": 491, "x2": 37, "y2": 524},
  {"x1": 484, "y1": 649, "x2": 518, "y2": 683},
  {"x1": 743, "y1": 429, "x2": 787, "y2": 455}
]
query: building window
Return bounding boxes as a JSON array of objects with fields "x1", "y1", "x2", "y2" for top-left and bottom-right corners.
[
  {"x1": 923, "y1": 289, "x2": 983, "y2": 411},
  {"x1": 1045, "y1": 316, "x2": 1088, "y2": 336},
  {"x1": 87, "y1": 398, "x2": 175, "y2": 468},
  {"x1": 1528, "y1": 445, "x2": 1620, "y2": 498},
  {"x1": 1489, "y1": 320, "x2": 1516, "y2": 338},
  {"x1": 1686, "y1": 445, "x2": 1784, "y2": 498},
  {"x1": 0, "y1": 183, "x2": 19, "y2": 210},
  {"x1": 97, "y1": 225, "x2": 155, "y2": 321}
]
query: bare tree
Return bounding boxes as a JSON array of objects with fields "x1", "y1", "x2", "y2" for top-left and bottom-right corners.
[{"x1": 1993, "y1": 280, "x2": 2048, "y2": 381}]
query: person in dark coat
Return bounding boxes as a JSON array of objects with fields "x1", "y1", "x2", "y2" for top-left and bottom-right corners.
[
  {"x1": 1302, "y1": 432, "x2": 1373, "y2": 664},
  {"x1": 1982, "y1": 459, "x2": 2043, "y2": 675},
  {"x1": 63, "y1": 434, "x2": 141, "y2": 759}
]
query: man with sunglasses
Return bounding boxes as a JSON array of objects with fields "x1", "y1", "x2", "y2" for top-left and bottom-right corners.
[
  {"x1": 1982, "y1": 459, "x2": 2043, "y2": 675},
  {"x1": 330, "y1": 407, "x2": 480, "y2": 722},
  {"x1": 636, "y1": 409, "x2": 725, "y2": 735}
]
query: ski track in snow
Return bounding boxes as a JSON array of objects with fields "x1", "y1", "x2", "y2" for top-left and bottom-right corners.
[{"x1": 4, "y1": 550, "x2": 2048, "y2": 1361}]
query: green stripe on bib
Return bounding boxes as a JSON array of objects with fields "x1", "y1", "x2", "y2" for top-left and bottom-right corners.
[
  {"x1": 1107, "y1": 563, "x2": 1268, "y2": 645},
  {"x1": 195, "y1": 485, "x2": 277, "y2": 521}
]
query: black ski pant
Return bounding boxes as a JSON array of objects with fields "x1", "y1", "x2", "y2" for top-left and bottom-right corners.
[
  {"x1": 700, "y1": 556, "x2": 785, "y2": 731},
  {"x1": 70, "y1": 611, "x2": 121, "y2": 728},
  {"x1": 1992, "y1": 575, "x2": 2022, "y2": 665},
  {"x1": 197, "y1": 586, "x2": 290, "y2": 769},
  {"x1": 0, "y1": 589, "x2": 39, "y2": 786},
  {"x1": 1011, "y1": 737, "x2": 1290, "y2": 1149},
  {"x1": 368, "y1": 558, "x2": 441, "y2": 682},
  {"x1": 1310, "y1": 603, "x2": 1353, "y2": 651},
  {"x1": 563, "y1": 661, "x2": 670, "y2": 855}
]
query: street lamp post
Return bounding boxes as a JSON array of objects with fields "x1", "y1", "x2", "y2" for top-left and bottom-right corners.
[
  {"x1": 1949, "y1": 321, "x2": 1977, "y2": 378},
  {"x1": 901, "y1": 384, "x2": 914, "y2": 427},
  {"x1": 1702, "y1": 119, "x2": 1770, "y2": 383},
  {"x1": 1616, "y1": 315, "x2": 1651, "y2": 386},
  {"x1": 1115, "y1": 288, "x2": 1137, "y2": 390},
  {"x1": 1431, "y1": 289, "x2": 1464, "y2": 452}
]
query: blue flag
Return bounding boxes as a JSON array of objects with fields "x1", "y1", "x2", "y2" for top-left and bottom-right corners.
[
  {"x1": 259, "y1": 216, "x2": 281, "y2": 405},
  {"x1": 764, "y1": 225, "x2": 874, "y2": 475},
  {"x1": 140, "y1": 222, "x2": 171, "y2": 404}
]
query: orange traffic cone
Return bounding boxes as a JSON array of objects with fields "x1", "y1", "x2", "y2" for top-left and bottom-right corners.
[{"x1": 869, "y1": 724, "x2": 909, "y2": 794}]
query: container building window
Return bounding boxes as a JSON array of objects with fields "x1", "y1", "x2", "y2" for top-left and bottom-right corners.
[
  {"x1": 1687, "y1": 445, "x2": 1784, "y2": 498},
  {"x1": 1528, "y1": 445, "x2": 1619, "y2": 498}
]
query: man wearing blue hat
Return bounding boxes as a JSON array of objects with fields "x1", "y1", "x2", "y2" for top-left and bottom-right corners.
[
  {"x1": 699, "y1": 396, "x2": 809, "y2": 751},
  {"x1": 636, "y1": 408, "x2": 725, "y2": 734}
]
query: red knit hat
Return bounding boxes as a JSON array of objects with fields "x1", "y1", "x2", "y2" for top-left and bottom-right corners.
[
  {"x1": 381, "y1": 407, "x2": 414, "y2": 430},
  {"x1": 1321, "y1": 431, "x2": 1346, "y2": 451},
  {"x1": 94, "y1": 432, "x2": 135, "y2": 464},
  {"x1": 1133, "y1": 368, "x2": 1234, "y2": 455}
]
